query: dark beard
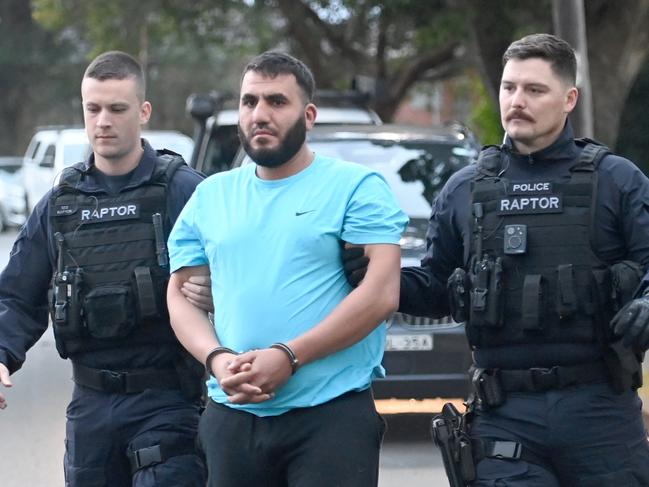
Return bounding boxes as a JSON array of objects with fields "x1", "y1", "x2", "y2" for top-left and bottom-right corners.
[{"x1": 239, "y1": 116, "x2": 306, "y2": 168}]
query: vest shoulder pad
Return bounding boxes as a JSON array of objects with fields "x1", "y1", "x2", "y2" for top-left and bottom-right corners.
[
  {"x1": 476, "y1": 145, "x2": 503, "y2": 177},
  {"x1": 153, "y1": 151, "x2": 187, "y2": 184},
  {"x1": 573, "y1": 138, "x2": 611, "y2": 171},
  {"x1": 57, "y1": 162, "x2": 86, "y2": 189}
]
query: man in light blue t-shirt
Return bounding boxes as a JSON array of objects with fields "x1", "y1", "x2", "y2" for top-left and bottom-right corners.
[{"x1": 167, "y1": 51, "x2": 407, "y2": 487}]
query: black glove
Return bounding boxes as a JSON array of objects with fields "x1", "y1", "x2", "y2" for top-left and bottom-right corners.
[
  {"x1": 611, "y1": 293, "x2": 649, "y2": 350},
  {"x1": 341, "y1": 246, "x2": 368, "y2": 288}
]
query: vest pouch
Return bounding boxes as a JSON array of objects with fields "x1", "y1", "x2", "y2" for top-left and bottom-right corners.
[
  {"x1": 133, "y1": 266, "x2": 159, "y2": 320},
  {"x1": 522, "y1": 274, "x2": 545, "y2": 330},
  {"x1": 469, "y1": 256, "x2": 503, "y2": 327},
  {"x1": 556, "y1": 264, "x2": 578, "y2": 321},
  {"x1": 83, "y1": 286, "x2": 136, "y2": 339}
]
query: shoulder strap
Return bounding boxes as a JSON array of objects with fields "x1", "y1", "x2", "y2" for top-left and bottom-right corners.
[
  {"x1": 570, "y1": 139, "x2": 611, "y2": 255},
  {"x1": 475, "y1": 145, "x2": 504, "y2": 178},
  {"x1": 58, "y1": 162, "x2": 86, "y2": 188},
  {"x1": 572, "y1": 138, "x2": 611, "y2": 172},
  {"x1": 152, "y1": 150, "x2": 187, "y2": 185}
]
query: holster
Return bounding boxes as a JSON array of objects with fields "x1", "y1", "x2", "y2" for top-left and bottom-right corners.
[
  {"x1": 603, "y1": 339, "x2": 643, "y2": 394},
  {"x1": 601, "y1": 261, "x2": 644, "y2": 394},
  {"x1": 431, "y1": 402, "x2": 475, "y2": 487}
]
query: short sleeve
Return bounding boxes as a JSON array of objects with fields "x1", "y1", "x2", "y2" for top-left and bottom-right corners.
[
  {"x1": 341, "y1": 172, "x2": 408, "y2": 244},
  {"x1": 168, "y1": 190, "x2": 208, "y2": 273}
]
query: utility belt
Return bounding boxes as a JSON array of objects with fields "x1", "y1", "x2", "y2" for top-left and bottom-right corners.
[
  {"x1": 470, "y1": 362, "x2": 609, "y2": 409},
  {"x1": 72, "y1": 362, "x2": 181, "y2": 394}
]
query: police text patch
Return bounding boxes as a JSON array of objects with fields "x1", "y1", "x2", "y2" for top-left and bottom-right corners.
[
  {"x1": 508, "y1": 182, "x2": 554, "y2": 194},
  {"x1": 79, "y1": 203, "x2": 140, "y2": 222}
]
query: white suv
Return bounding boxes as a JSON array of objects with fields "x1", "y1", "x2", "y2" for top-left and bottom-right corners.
[{"x1": 22, "y1": 127, "x2": 194, "y2": 213}]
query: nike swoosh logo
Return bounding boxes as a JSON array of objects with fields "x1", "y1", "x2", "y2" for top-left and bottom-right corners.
[{"x1": 295, "y1": 210, "x2": 315, "y2": 216}]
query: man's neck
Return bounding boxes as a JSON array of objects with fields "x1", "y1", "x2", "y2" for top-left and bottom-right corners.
[
  {"x1": 256, "y1": 144, "x2": 314, "y2": 181},
  {"x1": 94, "y1": 145, "x2": 144, "y2": 176}
]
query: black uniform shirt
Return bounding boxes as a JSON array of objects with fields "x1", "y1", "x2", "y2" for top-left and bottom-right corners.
[
  {"x1": 0, "y1": 140, "x2": 204, "y2": 373},
  {"x1": 399, "y1": 123, "x2": 649, "y2": 368}
]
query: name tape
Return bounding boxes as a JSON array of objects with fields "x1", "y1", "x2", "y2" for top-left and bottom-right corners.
[{"x1": 498, "y1": 195, "x2": 562, "y2": 215}]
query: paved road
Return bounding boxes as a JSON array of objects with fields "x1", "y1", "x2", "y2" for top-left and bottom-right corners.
[{"x1": 0, "y1": 228, "x2": 448, "y2": 486}]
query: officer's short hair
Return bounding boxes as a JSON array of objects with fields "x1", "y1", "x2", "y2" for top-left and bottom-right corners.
[
  {"x1": 502, "y1": 33, "x2": 577, "y2": 86},
  {"x1": 241, "y1": 51, "x2": 316, "y2": 103},
  {"x1": 84, "y1": 51, "x2": 146, "y2": 101}
]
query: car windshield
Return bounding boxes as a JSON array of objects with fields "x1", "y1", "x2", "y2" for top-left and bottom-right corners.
[
  {"x1": 309, "y1": 138, "x2": 475, "y2": 218},
  {"x1": 63, "y1": 144, "x2": 92, "y2": 167}
]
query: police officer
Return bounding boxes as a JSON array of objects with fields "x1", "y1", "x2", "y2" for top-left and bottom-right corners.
[
  {"x1": 346, "y1": 34, "x2": 649, "y2": 485},
  {"x1": 0, "y1": 51, "x2": 208, "y2": 486}
]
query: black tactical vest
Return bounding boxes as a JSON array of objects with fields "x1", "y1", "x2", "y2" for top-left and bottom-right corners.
[
  {"x1": 48, "y1": 154, "x2": 184, "y2": 358},
  {"x1": 465, "y1": 141, "x2": 613, "y2": 350}
]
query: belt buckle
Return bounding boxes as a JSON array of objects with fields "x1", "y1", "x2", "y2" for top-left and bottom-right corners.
[
  {"x1": 102, "y1": 370, "x2": 126, "y2": 393},
  {"x1": 529, "y1": 366, "x2": 558, "y2": 391}
]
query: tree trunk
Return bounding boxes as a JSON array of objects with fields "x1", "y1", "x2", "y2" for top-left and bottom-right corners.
[
  {"x1": 0, "y1": 0, "x2": 38, "y2": 154},
  {"x1": 586, "y1": 0, "x2": 649, "y2": 147}
]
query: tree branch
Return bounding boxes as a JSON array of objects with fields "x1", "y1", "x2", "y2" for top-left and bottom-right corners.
[{"x1": 275, "y1": 0, "x2": 364, "y2": 64}]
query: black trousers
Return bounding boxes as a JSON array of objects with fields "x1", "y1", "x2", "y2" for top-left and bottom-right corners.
[
  {"x1": 471, "y1": 381, "x2": 649, "y2": 486},
  {"x1": 198, "y1": 388, "x2": 386, "y2": 487},
  {"x1": 64, "y1": 385, "x2": 205, "y2": 487}
]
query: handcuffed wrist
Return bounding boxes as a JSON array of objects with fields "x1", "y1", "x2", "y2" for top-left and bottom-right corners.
[
  {"x1": 205, "y1": 346, "x2": 237, "y2": 373},
  {"x1": 270, "y1": 342, "x2": 300, "y2": 375}
]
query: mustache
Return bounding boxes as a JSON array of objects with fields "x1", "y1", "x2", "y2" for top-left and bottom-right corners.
[{"x1": 506, "y1": 110, "x2": 534, "y2": 122}]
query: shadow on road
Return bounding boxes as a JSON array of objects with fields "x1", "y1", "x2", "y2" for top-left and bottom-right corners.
[{"x1": 384, "y1": 413, "x2": 435, "y2": 442}]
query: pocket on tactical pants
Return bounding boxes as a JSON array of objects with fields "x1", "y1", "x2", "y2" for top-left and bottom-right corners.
[{"x1": 473, "y1": 458, "x2": 559, "y2": 487}]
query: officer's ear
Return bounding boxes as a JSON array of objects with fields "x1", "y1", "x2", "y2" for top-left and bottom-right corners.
[
  {"x1": 139, "y1": 101, "x2": 152, "y2": 125},
  {"x1": 564, "y1": 86, "x2": 578, "y2": 114}
]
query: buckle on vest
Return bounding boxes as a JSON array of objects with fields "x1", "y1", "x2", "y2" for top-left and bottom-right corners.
[
  {"x1": 529, "y1": 367, "x2": 559, "y2": 391},
  {"x1": 101, "y1": 370, "x2": 126, "y2": 393}
]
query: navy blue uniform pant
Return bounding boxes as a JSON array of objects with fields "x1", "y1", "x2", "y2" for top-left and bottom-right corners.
[
  {"x1": 471, "y1": 381, "x2": 649, "y2": 486},
  {"x1": 198, "y1": 388, "x2": 386, "y2": 487},
  {"x1": 64, "y1": 384, "x2": 206, "y2": 486}
]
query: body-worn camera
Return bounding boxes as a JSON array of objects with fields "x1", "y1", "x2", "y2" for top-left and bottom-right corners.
[{"x1": 504, "y1": 224, "x2": 527, "y2": 255}]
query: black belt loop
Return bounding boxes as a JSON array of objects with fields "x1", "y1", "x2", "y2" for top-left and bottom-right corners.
[{"x1": 72, "y1": 362, "x2": 180, "y2": 394}]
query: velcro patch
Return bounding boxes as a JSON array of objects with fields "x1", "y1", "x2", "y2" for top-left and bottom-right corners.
[
  {"x1": 78, "y1": 203, "x2": 140, "y2": 222},
  {"x1": 508, "y1": 182, "x2": 553, "y2": 194},
  {"x1": 53, "y1": 204, "x2": 77, "y2": 216},
  {"x1": 498, "y1": 195, "x2": 562, "y2": 215}
]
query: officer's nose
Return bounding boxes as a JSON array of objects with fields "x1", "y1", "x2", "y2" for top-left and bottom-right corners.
[
  {"x1": 510, "y1": 88, "x2": 525, "y2": 109},
  {"x1": 96, "y1": 109, "x2": 112, "y2": 128}
]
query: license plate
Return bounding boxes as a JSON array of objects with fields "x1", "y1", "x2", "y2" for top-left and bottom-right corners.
[{"x1": 385, "y1": 334, "x2": 433, "y2": 351}]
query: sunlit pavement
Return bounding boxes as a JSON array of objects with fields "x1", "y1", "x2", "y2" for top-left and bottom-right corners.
[{"x1": 376, "y1": 397, "x2": 464, "y2": 415}]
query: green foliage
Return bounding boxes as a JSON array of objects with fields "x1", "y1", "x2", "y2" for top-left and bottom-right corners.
[{"x1": 467, "y1": 73, "x2": 503, "y2": 146}]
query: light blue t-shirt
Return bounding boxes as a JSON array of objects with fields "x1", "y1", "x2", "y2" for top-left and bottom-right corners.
[{"x1": 169, "y1": 154, "x2": 408, "y2": 416}]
